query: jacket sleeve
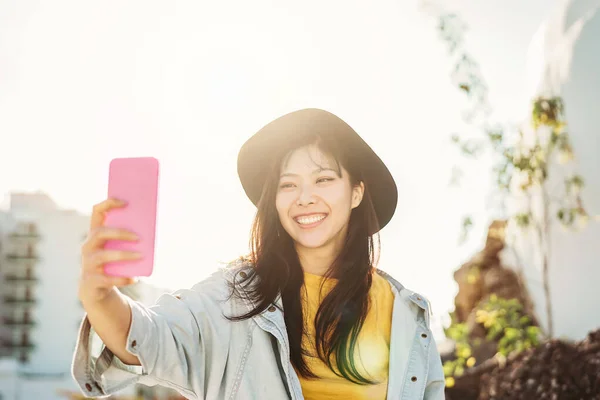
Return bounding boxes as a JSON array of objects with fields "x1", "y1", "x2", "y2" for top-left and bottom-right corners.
[
  {"x1": 71, "y1": 286, "x2": 227, "y2": 399},
  {"x1": 424, "y1": 333, "x2": 446, "y2": 399}
]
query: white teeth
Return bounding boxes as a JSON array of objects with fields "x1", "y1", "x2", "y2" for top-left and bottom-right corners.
[{"x1": 296, "y1": 215, "x2": 326, "y2": 225}]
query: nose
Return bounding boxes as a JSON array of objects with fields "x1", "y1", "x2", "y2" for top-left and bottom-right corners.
[{"x1": 296, "y1": 184, "x2": 315, "y2": 206}]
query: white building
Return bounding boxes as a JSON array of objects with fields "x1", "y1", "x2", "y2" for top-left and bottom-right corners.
[
  {"x1": 505, "y1": 0, "x2": 600, "y2": 341},
  {"x1": 0, "y1": 192, "x2": 90, "y2": 399}
]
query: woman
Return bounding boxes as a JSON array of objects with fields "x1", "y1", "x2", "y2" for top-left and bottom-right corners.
[{"x1": 72, "y1": 109, "x2": 445, "y2": 399}]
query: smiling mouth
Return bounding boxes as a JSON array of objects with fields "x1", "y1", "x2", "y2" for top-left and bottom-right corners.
[{"x1": 294, "y1": 214, "x2": 327, "y2": 227}]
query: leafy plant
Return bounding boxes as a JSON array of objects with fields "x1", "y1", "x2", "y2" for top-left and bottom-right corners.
[
  {"x1": 443, "y1": 319, "x2": 476, "y2": 383},
  {"x1": 476, "y1": 294, "x2": 541, "y2": 356},
  {"x1": 442, "y1": 296, "x2": 541, "y2": 387}
]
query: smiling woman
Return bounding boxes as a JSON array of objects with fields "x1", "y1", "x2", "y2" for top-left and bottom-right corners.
[{"x1": 72, "y1": 108, "x2": 445, "y2": 400}]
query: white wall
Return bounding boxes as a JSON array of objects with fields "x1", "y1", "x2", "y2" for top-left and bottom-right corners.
[
  {"x1": 0, "y1": 360, "x2": 18, "y2": 400},
  {"x1": 507, "y1": 0, "x2": 600, "y2": 340}
]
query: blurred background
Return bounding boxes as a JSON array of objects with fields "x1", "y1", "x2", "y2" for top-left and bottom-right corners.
[{"x1": 0, "y1": 0, "x2": 598, "y2": 398}]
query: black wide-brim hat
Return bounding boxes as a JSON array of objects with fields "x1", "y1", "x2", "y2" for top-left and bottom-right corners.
[{"x1": 237, "y1": 108, "x2": 398, "y2": 234}]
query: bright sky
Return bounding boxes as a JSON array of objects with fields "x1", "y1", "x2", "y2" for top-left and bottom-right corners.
[{"x1": 0, "y1": 0, "x2": 557, "y2": 338}]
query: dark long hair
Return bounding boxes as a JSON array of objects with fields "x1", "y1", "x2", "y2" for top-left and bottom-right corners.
[{"x1": 228, "y1": 131, "x2": 381, "y2": 384}]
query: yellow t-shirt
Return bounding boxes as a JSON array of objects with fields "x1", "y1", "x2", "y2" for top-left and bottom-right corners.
[{"x1": 298, "y1": 271, "x2": 394, "y2": 400}]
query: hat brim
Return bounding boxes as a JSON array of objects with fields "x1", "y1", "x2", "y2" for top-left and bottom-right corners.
[{"x1": 237, "y1": 108, "x2": 397, "y2": 234}]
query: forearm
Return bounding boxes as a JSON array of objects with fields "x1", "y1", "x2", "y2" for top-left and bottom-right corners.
[{"x1": 83, "y1": 288, "x2": 140, "y2": 366}]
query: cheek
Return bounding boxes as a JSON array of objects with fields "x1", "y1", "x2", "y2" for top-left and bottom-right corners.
[
  {"x1": 332, "y1": 192, "x2": 355, "y2": 222},
  {"x1": 323, "y1": 187, "x2": 353, "y2": 210},
  {"x1": 275, "y1": 193, "x2": 292, "y2": 219}
]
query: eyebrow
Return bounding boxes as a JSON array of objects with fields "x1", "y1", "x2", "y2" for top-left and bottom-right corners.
[{"x1": 280, "y1": 167, "x2": 337, "y2": 178}]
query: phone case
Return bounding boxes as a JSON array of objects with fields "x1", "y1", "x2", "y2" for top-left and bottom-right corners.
[{"x1": 103, "y1": 157, "x2": 159, "y2": 277}]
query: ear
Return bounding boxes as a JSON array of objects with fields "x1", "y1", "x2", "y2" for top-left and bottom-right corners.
[{"x1": 351, "y1": 181, "x2": 365, "y2": 209}]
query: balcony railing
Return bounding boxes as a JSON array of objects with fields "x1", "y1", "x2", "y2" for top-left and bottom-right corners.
[
  {"x1": 3, "y1": 296, "x2": 37, "y2": 306},
  {"x1": 4, "y1": 275, "x2": 39, "y2": 283},
  {"x1": 8, "y1": 232, "x2": 40, "y2": 239},
  {"x1": 5, "y1": 253, "x2": 39, "y2": 261},
  {"x1": 2, "y1": 317, "x2": 36, "y2": 327},
  {"x1": 0, "y1": 339, "x2": 35, "y2": 351}
]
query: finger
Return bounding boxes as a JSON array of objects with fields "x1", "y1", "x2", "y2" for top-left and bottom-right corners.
[
  {"x1": 81, "y1": 272, "x2": 136, "y2": 289},
  {"x1": 82, "y1": 227, "x2": 138, "y2": 253},
  {"x1": 90, "y1": 198, "x2": 127, "y2": 230},
  {"x1": 83, "y1": 250, "x2": 142, "y2": 271},
  {"x1": 108, "y1": 275, "x2": 137, "y2": 287}
]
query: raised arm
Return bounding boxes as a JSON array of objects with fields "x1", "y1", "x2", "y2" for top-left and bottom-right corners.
[
  {"x1": 78, "y1": 198, "x2": 142, "y2": 365},
  {"x1": 73, "y1": 199, "x2": 223, "y2": 399}
]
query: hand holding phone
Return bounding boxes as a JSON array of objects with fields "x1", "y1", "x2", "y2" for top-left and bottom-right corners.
[{"x1": 103, "y1": 157, "x2": 160, "y2": 277}]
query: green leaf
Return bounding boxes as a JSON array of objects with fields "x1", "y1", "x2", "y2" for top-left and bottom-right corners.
[
  {"x1": 443, "y1": 362, "x2": 454, "y2": 377},
  {"x1": 514, "y1": 213, "x2": 531, "y2": 227},
  {"x1": 526, "y1": 326, "x2": 541, "y2": 340},
  {"x1": 504, "y1": 327, "x2": 519, "y2": 339}
]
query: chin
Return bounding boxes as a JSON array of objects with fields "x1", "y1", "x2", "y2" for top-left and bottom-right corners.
[
  {"x1": 296, "y1": 239, "x2": 328, "y2": 249},
  {"x1": 292, "y1": 232, "x2": 332, "y2": 249}
]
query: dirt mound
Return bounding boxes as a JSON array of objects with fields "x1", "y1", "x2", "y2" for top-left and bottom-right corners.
[{"x1": 477, "y1": 329, "x2": 600, "y2": 399}]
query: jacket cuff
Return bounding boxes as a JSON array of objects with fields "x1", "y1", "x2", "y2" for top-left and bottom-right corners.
[{"x1": 71, "y1": 297, "x2": 149, "y2": 397}]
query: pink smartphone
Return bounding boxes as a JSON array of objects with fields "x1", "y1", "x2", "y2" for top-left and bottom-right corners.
[{"x1": 103, "y1": 157, "x2": 159, "y2": 277}]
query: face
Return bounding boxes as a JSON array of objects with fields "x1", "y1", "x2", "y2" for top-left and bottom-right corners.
[{"x1": 276, "y1": 145, "x2": 364, "y2": 253}]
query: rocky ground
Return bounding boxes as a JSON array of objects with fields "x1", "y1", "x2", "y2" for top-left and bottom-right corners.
[
  {"x1": 477, "y1": 328, "x2": 600, "y2": 400},
  {"x1": 446, "y1": 328, "x2": 600, "y2": 399}
]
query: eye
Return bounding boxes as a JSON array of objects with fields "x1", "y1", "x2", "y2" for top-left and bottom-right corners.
[
  {"x1": 316, "y1": 177, "x2": 334, "y2": 184},
  {"x1": 279, "y1": 182, "x2": 295, "y2": 189}
]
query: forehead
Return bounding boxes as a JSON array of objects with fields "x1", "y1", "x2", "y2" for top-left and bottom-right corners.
[{"x1": 281, "y1": 145, "x2": 336, "y2": 172}]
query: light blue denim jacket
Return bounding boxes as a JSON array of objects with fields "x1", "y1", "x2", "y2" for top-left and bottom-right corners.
[{"x1": 71, "y1": 260, "x2": 445, "y2": 399}]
